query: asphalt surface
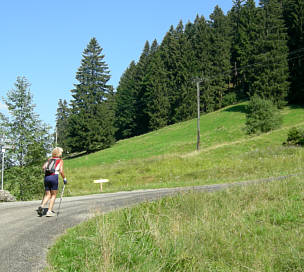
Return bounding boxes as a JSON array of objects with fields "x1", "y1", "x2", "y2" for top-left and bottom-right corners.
[{"x1": 0, "y1": 175, "x2": 295, "y2": 272}]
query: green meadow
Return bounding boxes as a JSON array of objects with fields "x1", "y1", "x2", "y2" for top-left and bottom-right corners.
[
  {"x1": 63, "y1": 103, "x2": 304, "y2": 196},
  {"x1": 47, "y1": 103, "x2": 304, "y2": 271}
]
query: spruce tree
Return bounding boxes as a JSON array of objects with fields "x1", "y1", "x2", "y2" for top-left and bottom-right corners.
[
  {"x1": 115, "y1": 61, "x2": 138, "y2": 139},
  {"x1": 172, "y1": 21, "x2": 197, "y2": 122},
  {"x1": 133, "y1": 41, "x2": 151, "y2": 135},
  {"x1": 68, "y1": 37, "x2": 115, "y2": 153},
  {"x1": 145, "y1": 40, "x2": 170, "y2": 130},
  {"x1": 56, "y1": 99, "x2": 70, "y2": 153},
  {"x1": 159, "y1": 25, "x2": 180, "y2": 122},
  {"x1": 2, "y1": 76, "x2": 51, "y2": 167},
  {"x1": 229, "y1": 0, "x2": 259, "y2": 98},
  {"x1": 208, "y1": 6, "x2": 232, "y2": 110},
  {"x1": 160, "y1": 21, "x2": 196, "y2": 123},
  {"x1": 283, "y1": 0, "x2": 304, "y2": 104},
  {"x1": 249, "y1": 0, "x2": 289, "y2": 107},
  {"x1": 189, "y1": 15, "x2": 215, "y2": 112}
]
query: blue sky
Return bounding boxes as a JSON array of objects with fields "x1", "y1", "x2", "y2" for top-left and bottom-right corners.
[{"x1": 0, "y1": 0, "x2": 233, "y2": 129}]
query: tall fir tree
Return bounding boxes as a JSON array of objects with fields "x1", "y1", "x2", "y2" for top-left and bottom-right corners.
[
  {"x1": 159, "y1": 25, "x2": 180, "y2": 122},
  {"x1": 208, "y1": 6, "x2": 232, "y2": 110},
  {"x1": 248, "y1": 0, "x2": 289, "y2": 107},
  {"x1": 2, "y1": 77, "x2": 51, "y2": 167},
  {"x1": 172, "y1": 21, "x2": 197, "y2": 122},
  {"x1": 67, "y1": 37, "x2": 115, "y2": 153},
  {"x1": 115, "y1": 61, "x2": 138, "y2": 139},
  {"x1": 55, "y1": 99, "x2": 70, "y2": 153},
  {"x1": 229, "y1": 0, "x2": 259, "y2": 98},
  {"x1": 283, "y1": 0, "x2": 304, "y2": 104},
  {"x1": 160, "y1": 21, "x2": 197, "y2": 123},
  {"x1": 133, "y1": 41, "x2": 151, "y2": 135},
  {"x1": 189, "y1": 15, "x2": 215, "y2": 112},
  {"x1": 145, "y1": 40, "x2": 170, "y2": 130}
]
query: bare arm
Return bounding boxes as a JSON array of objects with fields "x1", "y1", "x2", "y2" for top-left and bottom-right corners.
[{"x1": 59, "y1": 160, "x2": 65, "y2": 179}]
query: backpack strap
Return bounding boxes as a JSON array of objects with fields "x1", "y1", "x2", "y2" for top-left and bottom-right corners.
[{"x1": 53, "y1": 158, "x2": 62, "y2": 174}]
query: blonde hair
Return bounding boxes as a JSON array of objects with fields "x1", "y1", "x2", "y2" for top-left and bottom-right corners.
[{"x1": 52, "y1": 147, "x2": 63, "y2": 157}]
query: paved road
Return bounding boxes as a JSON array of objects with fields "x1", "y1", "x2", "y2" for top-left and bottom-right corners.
[{"x1": 0, "y1": 175, "x2": 294, "y2": 272}]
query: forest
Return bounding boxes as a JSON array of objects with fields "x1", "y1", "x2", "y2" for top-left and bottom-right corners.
[{"x1": 55, "y1": 0, "x2": 303, "y2": 153}]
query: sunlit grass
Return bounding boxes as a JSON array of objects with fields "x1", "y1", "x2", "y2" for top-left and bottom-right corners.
[
  {"x1": 47, "y1": 176, "x2": 304, "y2": 271},
  {"x1": 46, "y1": 103, "x2": 304, "y2": 271},
  {"x1": 63, "y1": 103, "x2": 304, "y2": 196}
]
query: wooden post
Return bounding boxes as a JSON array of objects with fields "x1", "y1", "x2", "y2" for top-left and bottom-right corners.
[{"x1": 196, "y1": 80, "x2": 200, "y2": 151}]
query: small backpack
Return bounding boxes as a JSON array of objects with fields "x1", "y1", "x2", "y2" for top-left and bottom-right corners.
[{"x1": 45, "y1": 158, "x2": 61, "y2": 176}]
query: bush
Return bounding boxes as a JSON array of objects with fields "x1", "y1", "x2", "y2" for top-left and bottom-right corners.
[
  {"x1": 283, "y1": 127, "x2": 304, "y2": 146},
  {"x1": 222, "y1": 92, "x2": 237, "y2": 107},
  {"x1": 5, "y1": 165, "x2": 45, "y2": 200},
  {"x1": 245, "y1": 95, "x2": 282, "y2": 134}
]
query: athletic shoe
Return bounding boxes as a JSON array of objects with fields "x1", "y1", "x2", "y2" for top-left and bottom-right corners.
[
  {"x1": 37, "y1": 206, "x2": 44, "y2": 216},
  {"x1": 46, "y1": 210, "x2": 56, "y2": 217}
]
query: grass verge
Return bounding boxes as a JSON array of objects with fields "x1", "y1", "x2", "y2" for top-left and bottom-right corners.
[{"x1": 47, "y1": 176, "x2": 304, "y2": 271}]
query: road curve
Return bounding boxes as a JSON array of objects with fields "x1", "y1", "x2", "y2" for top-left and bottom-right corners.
[{"x1": 0, "y1": 175, "x2": 295, "y2": 272}]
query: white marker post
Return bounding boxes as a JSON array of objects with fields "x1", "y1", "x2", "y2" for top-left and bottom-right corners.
[{"x1": 94, "y1": 179, "x2": 109, "y2": 192}]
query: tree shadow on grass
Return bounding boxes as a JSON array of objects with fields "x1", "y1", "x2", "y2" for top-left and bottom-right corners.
[
  {"x1": 286, "y1": 104, "x2": 304, "y2": 110},
  {"x1": 224, "y1": 104, "x2": 248, "y2": 114}
]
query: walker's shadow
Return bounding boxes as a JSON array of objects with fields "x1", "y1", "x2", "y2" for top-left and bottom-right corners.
[{"x1": 36, "y1": 207, "x2": 48, "y2": 217}]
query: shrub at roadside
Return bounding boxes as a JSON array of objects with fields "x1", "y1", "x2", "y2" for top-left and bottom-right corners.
[
  {"x1": 5, "y1": 165, "x2": 45, "y2": 201},
  {"x1": 284, "y1": 127, "x2": 304, "y2": 146},
  {"x1": 245, "y1": 95, "x2": 282, "y2": 134}
]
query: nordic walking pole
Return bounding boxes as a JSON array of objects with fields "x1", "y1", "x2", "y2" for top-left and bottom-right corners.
[{"x1": 56, "y1": 184, "x2": 66, "y2": 220}]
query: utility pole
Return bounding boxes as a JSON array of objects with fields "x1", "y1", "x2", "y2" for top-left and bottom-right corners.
[
  {"x1": 194, "y1": 78, "x2": 202, "y2": 151},
  {"x1": 1, "y1": 149, "x2": 4, "y2": 191},
  {"x1": 0, "y1": 136, "x2": 13, "y2": 191}
]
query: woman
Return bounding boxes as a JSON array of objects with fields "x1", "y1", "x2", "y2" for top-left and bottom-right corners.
[{"x1": 37, "y1": 147, "x2": 67, "y2": 217}]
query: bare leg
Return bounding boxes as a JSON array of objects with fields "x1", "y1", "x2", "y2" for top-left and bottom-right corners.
[
  {"x1": 41, "y1": 191, "x2": 51, "y2": 207},
  {"x1": 48, "y1": 190, "x2": 58, "y2": 211}
]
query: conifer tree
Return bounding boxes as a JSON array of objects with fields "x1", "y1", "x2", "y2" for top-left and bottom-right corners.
[
  {"x1": 160, "y1": 21, "x2": 196, "y2": 122},
  {"x1": 283, "y1": 0, "x2": 304, "y2": 104},
  {"x1": 67, "y1": 37, "x2": 115, "y2": 153},
  {"x1": 56, "y1": 99, "x2": 70, "y2": 153},
  {"x1": 159, "y1": 25, "x2": 180, "y2": 122},
  {"x1": 2, "y1": 77, "x2": 51, "y2": 166},
  {"x1": 229, "y1": 0, "x2": 258, "y2": 98},
  {"x1": 189, "y1": 15, "x2": 214, "y2": 112},
  {"x1": 208, "y1": 6, "x2": 232, "y2": 110},
  {"x1": 133, "y1": 41, "x2": 151, "y2": 135},
  {"x1": 115, "y1": 61, "x2": 138, "y2": 139},
  {"x1": 191, "y1": 15, "x2": 212, "y2": 79},
  {"x1": 145, "y1": 40, "x2": 170, "y2": 130},
  {"x1": 249, "y1": 0, "x2": 289, "y2": 107},
  {"x1": 173, "y1": 21, "x2": 197, "y2": 121}
]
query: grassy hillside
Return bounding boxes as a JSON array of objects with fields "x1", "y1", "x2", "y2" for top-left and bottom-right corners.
[
  {"x1": 46, "y1": 103, "x2": 304, "y2": 272},
  {"x1": 63, "y1": 103, "x2": 304, "y2": 195}
]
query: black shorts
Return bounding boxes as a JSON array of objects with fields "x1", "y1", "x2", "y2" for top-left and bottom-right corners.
[{"x1": 44, "y1": 174, "x2": 59, "y2": 191}]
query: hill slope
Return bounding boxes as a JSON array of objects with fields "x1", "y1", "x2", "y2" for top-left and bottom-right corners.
[{"x1": 64, "y1": 103, "x2": 304, "y2": 195}]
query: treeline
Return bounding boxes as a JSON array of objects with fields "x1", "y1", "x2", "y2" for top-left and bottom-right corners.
[{"x1": 57, "y1": 0, "x2": 304, "y2": 154}]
